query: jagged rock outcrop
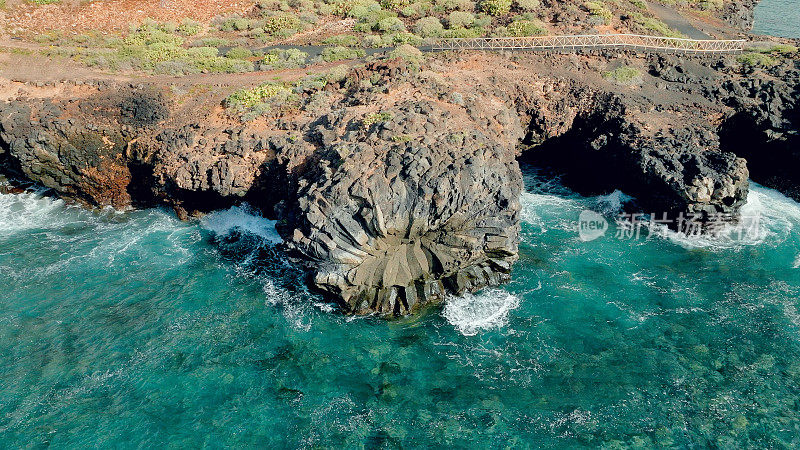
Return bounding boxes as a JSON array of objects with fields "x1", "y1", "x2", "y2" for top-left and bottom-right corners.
[
  {"x1": 522, "y1": 84, "x2": 749, "y2": 220},
  {"x1": 4, "y1": 50, "x2": 797, "y2": 316},
  {"x1": 279, "y1": 101, "x2": 522, "y2": 315},
  {"x1": 721, "y1": 0, "x2": 759, "y2": 31},
  {"x1": 0, "y1": 100, "x2": 133, "y2": 207},
  {"x1": 719, "y1": 60, "x2": 800, "y2": 200}
]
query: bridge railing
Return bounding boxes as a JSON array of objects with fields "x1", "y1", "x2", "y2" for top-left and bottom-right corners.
[{"x1": 430, "y1": 34, "x2": 745, "y2": 53}]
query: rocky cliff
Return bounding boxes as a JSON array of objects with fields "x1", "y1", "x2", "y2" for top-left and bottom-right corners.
[{"x1": 1, "y1": 50, "x2": 797, "y2": 316}]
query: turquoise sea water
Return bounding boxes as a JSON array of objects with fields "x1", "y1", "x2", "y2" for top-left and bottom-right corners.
[
  {"x1": 2, "y1": 168, "x2": 800, "y2": 447},
  {"x1": 753, "y1": 0, "x2": 800, "y2": 38}
]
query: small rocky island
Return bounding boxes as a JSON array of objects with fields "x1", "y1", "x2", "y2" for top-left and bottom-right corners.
[{"x1": 1, "y1": 0, "x2": 798, "y2": 315}]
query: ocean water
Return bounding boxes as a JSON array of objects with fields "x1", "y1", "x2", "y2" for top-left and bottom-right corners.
[
  {"x1": 2, "y1": 168, "x2": 800, "y2": 448},
  {"x1": 753, "y1": 0, "x2": 800, "y2": 38}
]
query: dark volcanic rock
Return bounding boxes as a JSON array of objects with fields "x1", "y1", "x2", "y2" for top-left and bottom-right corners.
[
  {"x1": 721, "y1": 0, "x2": 759, "y2": 31},
  {"x1": 719, "y1": 61, "x2": 800, "y2": 200},
  {"x1": 5, "y1": 50, "x2": 797, "y2": 317},
  {"x1": 522, "y1": 89, "x2": 749, "y2": 221},
  {"x1": 0, "y1": 100, "x2": 133, "y2": 207},
  {"x1": 278, "y1": 101, "x2": 522, "y2": 316}
]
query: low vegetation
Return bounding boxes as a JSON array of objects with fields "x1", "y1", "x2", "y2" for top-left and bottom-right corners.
[
  {"x1": 603, "y1": 65, "x2": 643, "y2": 85},
  {"x1": 262, "y1": 48, "x2": 309, "y2": 69},
  {"x1": 92, "y1": 23, "x2": 256, "y2": 75},
  {"x1": 20, "y1": 0, "x2": 719, "y2": 77},
  {"x1": 226, "y1": 82, "x2": 293, "y2": 109},
  {"x1": 745, "y1": 43, "x2": 799, "y2": 55},
  {"x1": 583, "y1": 1, "x2": 612, "y2": 25},
  {"x1": 321, "y1": 46, "x2": 366, "y2": 62},
  {"x1": 363, "y1": 111, "x2": 393, "y2": 128},
  {"x1": 736, "y1": 52, "x2": 778, "y2": 69},
  {"x1": 480, "y1": 0, "x2": 511, "y2": 16},
  {"x1": 389, "y1": 44, "x2": 424, "y2": 69},
  {"x1": 506, "y1": 17, "x2": 547, "y2": 36},
  {"x1": 223, "y1": 65, "x2": 351, "y2": 120}
]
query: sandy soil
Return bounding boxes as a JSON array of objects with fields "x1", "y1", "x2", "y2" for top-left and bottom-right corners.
[{"x1": 3, "y1": 0, "x2": 256, "y2": 35}]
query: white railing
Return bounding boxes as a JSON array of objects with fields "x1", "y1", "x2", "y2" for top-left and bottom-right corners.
[{"x1": 430, "y1": 34, "x2": 745, "y2": 53}]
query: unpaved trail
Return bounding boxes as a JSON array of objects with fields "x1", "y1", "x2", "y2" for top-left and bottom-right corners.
[{"x1": 647, "y1": 1, "x2": 712, "y2": 39}]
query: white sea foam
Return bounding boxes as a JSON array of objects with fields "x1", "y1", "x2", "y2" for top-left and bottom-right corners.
[
  {"x1": 519, "y1": 192, "x2": 580, "y2": 233},
  {"x1": 652, "y1": 184, "x2": 800, "y2": 251},
  {"x1": 591, "y1": 190, "x2": 633, "y2": 215},
  {"x1": 443, "y1": 288, "x2": 520, "y2": 336},
  {"x1": 200, "y1": 204, "x2": 282, "y2": 244},
  {"x1": 0, "y1": 189, "x2": 77, "y2": 237},
  {"x1": 794, "y1": 254, "x2": 800, "y2": 269}
]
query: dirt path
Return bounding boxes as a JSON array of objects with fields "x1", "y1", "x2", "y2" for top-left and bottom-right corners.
[
  {"x1": 0, "y1": 41, "x2": 357, "y2": 92},
  {"x1": 646, "y1": 1, "x2": 711, "y2": 39}
]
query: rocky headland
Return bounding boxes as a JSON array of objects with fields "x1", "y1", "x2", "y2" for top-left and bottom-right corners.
[{"x1": 1, "y1": 0, "x2": 798, "y2": 316}]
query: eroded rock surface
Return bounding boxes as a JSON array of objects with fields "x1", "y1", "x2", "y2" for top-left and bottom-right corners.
[
  {"x1": 2, "y1": 50, "x2": 797, "y2": 316},
  {"x1": 281, "y1": 102, "x2": 522, "y2": 314}
]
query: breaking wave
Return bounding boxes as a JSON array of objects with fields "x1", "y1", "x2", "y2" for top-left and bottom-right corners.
[
  {"x1": 652, "y1": 184, "x2": 800, "y2": 251},
  {"x1": 443, "y1": 288, "x2": 521, "y2": 336},
  {"x1": 200, "y1": 204, "x2": 282, "y2": 244}
]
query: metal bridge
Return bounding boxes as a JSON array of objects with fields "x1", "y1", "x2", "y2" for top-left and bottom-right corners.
[{"x1": 429, "y1": 34, "x2": 745, "y2": 54}]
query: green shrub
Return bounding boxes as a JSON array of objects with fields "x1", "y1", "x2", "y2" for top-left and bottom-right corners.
[
  {"x1": 415, "y1": 16, "x2": 444, "y2": 37},
  {"x1": 514, "y1": 0, "x2": 539, "y2": 11},
  {"x1": 178, "y1": 19, "x2": 202, "y2": 36},
  {"x1": 377, "y1": 16, "x2": 406, "y2": 32},
  {"x1": 160, "y1": 21, "x2": 178, "y2": 33},
  {"x1": 154, "y1": 60, "x2": 201, "y2": 76},
  {"x1": 737, "y1": 52, "x2": 778, "y2": 68},
  {"x1": 363, "y1": 34, "x2": 388, "y2": 47},
  {"x1": 447, "y1": 10, "x2": 475, "y2": 28},
  {"x1": 323, "y1": 34, "x2": 361, "y2": 46},
  {"x1": 380, "y1": 0, "x2": 413, "y2": 10},
  {"x1": 507, "y1": 18, "x2": 546, "y2": 36},
  {"x1": 226, "y1": 47, "x2": 253, "y2": 59},
  {"x1": 472, "y1": 13, "x2": 492, "y2": 27},
  {"x1": 345, "y1": 0, "x2": 382, "y2": 18},
  {"x1": 263, "y1": 13, "x2": 303, "y2": 34},
  {"x1": 325, "y1": 64, "x2": 350, "y2": 83},
  {"x1": 353, "y1": 9, "x2": 398, "y2": 32},
  {"x1": 745, "y1": 43, "x2": 799, "y2": 55},
  {"x1": 697, "y1": 0, "x2": 722, "y2": 10},
  {"x1": 190, "y1": 37, "x2": 230, "y2": 47},
  {"x1": 363, "y1": 112, "x2": 393, "y2": 127},
  {"x1": 434, "y1": 0, "x2": 474, "y2": 11},
  {"x1": 442, "y1": 26, "x2": 484, "y2": 38},
  {"x1": 583, "y1": 1, "x2": 612, "y2": 24},
  {"x1": 321, "y1": 46, "x2": 366, "y2": 61},
  {"x1": 103, "y1": 25, "x2": 257, "y2": 74},
  {"x1": 481, "y1": 0, "x2": 511, "y2": 15},
  {"x1": 31, "y1": 0, "x2": 60, "y2": 4},
  {"x1": 400, "y1": 5, "x2": 418, "y2": 17},
  {"x1": 602, "y1": 66, "x2": 642, "y2": 84},
  {"x1": 226, "y1": 83, "x2": 292, "y2": 109},
  {"x1": 217, "y1": 15, "x2": 254, "y2": 31},
  {"x1": 261, "y1": 48, "x2": 308, "y2": 68},
  {"x1": 389, "y1": 44, "x2": 424, "y2": 69},
  {"x1": 384, "y1": 31, "x2": 423, "y2": 45},
  {"x1": 628, "y1": 0, "x2": 646, "y2": 9},
  {"x1": 123, "y1": 26, "x2": 183, "y2": 47},
  {"x1": 187, "y1": 46, "x2": 220, "y2": 59}
]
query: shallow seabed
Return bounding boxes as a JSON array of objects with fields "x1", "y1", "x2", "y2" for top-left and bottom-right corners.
[{"x1": 1, "y1": 167, "x2": 799, "y2": 447}]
